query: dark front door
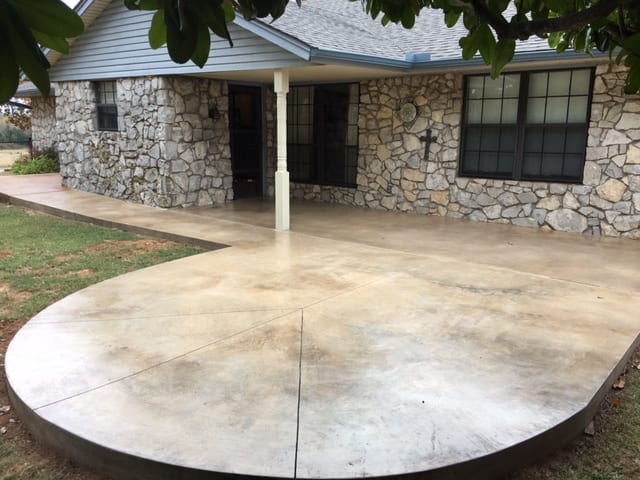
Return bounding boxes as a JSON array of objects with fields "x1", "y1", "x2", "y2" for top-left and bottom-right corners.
[
  {"x1": 313, "y1": 85, "x2": 354, "y2": 186},
  {"x1": 229, "y1": 85, "x2": 262, "y2": 198}
]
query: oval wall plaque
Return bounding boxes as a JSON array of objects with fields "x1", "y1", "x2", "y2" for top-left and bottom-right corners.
[{"x1": 400, "y1": 102, "x2": 417, "y2": 122}]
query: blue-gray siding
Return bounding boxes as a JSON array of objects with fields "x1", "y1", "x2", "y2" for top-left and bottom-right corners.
[{"x1": 49, "y1": 0, "x2": 309, "y2": 81}]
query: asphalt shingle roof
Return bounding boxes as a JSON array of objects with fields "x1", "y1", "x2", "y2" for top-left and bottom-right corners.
[{"x1": 266, "y1": 0, "x2": 551, "y2": 61}]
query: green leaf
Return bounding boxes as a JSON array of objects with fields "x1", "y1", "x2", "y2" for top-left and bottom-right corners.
[
  {"x1": 574, "y1": 27, "x2": 588, "y2": 53},
  {"x1": 138, "y1": 0, "x2": 162, "y2": 10},
  {"x1": 193, "y1": 0, "x2": 233, "y2": 47},
  {"x1": 624, "y1": 62, "x2": 640, "y2": 94},
  {"x1": 148, "y1": 10, "x2": 167, "y2": 49},
  {"x1": 268, "y1": 0, "x2": 287, "y2": 20},
  {"x1": 462, "y1": 10, "x2": 479, "y2": 30},
  {"x1": 0, "y1": 5, "x2": 51, "y2": 96},
  {"x1": 488, "y1": 0, "x2": 510, "y2": 14},
  {"x1": 542, "y1": 0, "x2": 569, "y2": 14},
  {"x1": 491, "y1": 38, "x2": 515, "y2": 78},
  {"x1": 459, "y1": 24, "x2": 494, "y2": 62},
  {"x1": 459, "y1": 36, "x2": 475, "y2": 61},
  {"x1": 592, "y1": 31, "x2": 611, "y2": 53},
  {"x1": 531, "y1": 5, "x2": 549, "y2": 21},
  {"x1": 624, "y1": 52, "x2": 640, "y2": 69},
  {"x1": 164, "y1": 1, "x2": 198, "y2": 64},
  {"x1": 476, "y1": 24, "x2": 496, "y2": 65},
  {"x1": 401, "y1": 8, "x2": 415, "y2": 28},
  {"x1": 369, "y1": 0, "x2": 381, "y2": 19},
  {"x1": 6, "y1": 0, "x2": 83, "y2": 38},
  {"x1": 190, "y1": 22, "x2": 210, "y2": 68},
  {"x1": 548, "y1": 31, "x2": 563, "y2": 49},
  {"x1": 622, "y1": 33, "x2": 640, "y2": 57},
  {"x1": 444, "y1": 10, "x2": 461, "y2": 28},
  {"x1": 33, "y1": 30, "x2": 69, "y2": 54},
  {"x1": 0, "y1": 43, "x2": 19, "y2": 104},
  {"x1": 222, "y1": 3, "x2": 236, "y2": 22}
]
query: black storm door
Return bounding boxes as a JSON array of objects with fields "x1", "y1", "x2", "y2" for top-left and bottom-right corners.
[{"x1": 229, "y1": 85, "x2": 262, "y2": 198}]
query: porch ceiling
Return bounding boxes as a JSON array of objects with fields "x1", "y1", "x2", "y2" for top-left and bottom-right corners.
[
  {"x1": 193, "y1": 55, "x2": 604, "y2": 85},
  {"x1": 195, "y1": 63, "x2": 411, "y2": 84}
]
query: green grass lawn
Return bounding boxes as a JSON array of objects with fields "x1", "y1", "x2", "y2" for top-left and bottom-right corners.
[
  {"x1": 0, "y1": 205, "x2": 202, "y2": 323},
  {"x1": 0, "y1": 204, "x2": 204, "y2": 480}
]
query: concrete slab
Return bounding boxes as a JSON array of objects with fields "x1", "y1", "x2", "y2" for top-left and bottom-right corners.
[{"x1": 2, "y1": 174, "x2": 640, "y2": 480}]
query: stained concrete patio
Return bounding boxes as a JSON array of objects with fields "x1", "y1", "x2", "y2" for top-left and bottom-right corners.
[{"x1": 3, "y1": 174, "x2": 640, "y2": 480}]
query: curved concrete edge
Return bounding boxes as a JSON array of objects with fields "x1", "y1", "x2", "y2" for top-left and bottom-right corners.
[
  {"x1": 8, "y1": 331, "x2": 639, "y2": 480},
  {"x1": 6, "y1": 381, "x2": 273, "y2": 480},
  {"x1": 0, "y1": 192, "x2": 227, "y2": 252}
]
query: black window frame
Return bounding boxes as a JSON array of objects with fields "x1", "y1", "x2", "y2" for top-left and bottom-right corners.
[
  {"x1": 95, "y1": 81, "x2": 118, "y2": 132},
  {"x1": 287, "y1": 82, "x2": 359, "y2": 188},
  {"x1": 459, "y1": 67, "x2": 595, "y2": 184}
]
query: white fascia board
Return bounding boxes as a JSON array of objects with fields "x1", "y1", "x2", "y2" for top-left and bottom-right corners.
[
  {"x1": 411, "y1": 49, "x2": 610, "y2": 71},
  {"x1": 75, "y1": 0, "x2": 95, "y2": 15},
  {"x1": 233, "y1": 17, "x2": 312, "y2": 60},
  {"x1": 310, "y1": 48, "x2": 411, "y2": 70}
]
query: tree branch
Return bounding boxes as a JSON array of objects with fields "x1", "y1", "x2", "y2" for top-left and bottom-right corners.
[
  {"x1": 488, "y1": 0, "x2": 632, "y2": 40},
  {"x1": 469, "y1": 0, "x2": 510, "y2": 37}
]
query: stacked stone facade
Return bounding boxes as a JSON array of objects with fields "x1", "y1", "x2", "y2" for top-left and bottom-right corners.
[
  {"x1": 55, "y1": 77, "x2": 231, "y2": 207},
  {"x1": 31, "y1": 96, "x2": 56, "y2": 153},
  {"x1": 291, "y1": 64, "x2": 639, "y2": 239},
  {"x1": 36, "y1": 62, "x2": 639, "y2": 238}
]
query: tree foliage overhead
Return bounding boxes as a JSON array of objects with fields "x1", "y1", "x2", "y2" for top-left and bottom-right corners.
[
  {"x1": 122, "y1": 0, "x2": 301, "y2": 67},
  {"x1": 0, "y1": 0, "x2": 84, "y2": 104},
  {"x1": 1, "y1": 0, "x2": 640, "y2": 105},
  {"x1": 365, "y1": 0, "x2": 640, "y2": 90}
]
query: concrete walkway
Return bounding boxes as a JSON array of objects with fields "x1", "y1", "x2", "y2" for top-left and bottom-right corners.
[{"x1": 3, "y1": 174, "x2": 640, "y2": 480}]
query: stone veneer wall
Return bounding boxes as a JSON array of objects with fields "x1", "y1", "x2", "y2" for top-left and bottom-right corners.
[
  {"x1": 55, "y1": 76, "x2": 231, "y2": 207},
  {"x1": 31, "y1": 96, "x2": 56, "y2": 153},
  {"x1": 289, "y1": 64, "x2": 640, "y2": 238}
]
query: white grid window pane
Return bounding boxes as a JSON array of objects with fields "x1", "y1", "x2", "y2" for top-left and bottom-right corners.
[
  {"x1": 568, "y1": 97, "x2": 589, "y2": 122},
  {"x1": 482, "y1": 99, "x2": 502, "y2": 123},
  {"x1": 548, "y1": 71, "x2": 571, "y2": 96},
  {"x1": 468, "y1": 76, "x2": 484, "y2": 99},
  {"x1": 503, "y1": 74, "x2": 520, "y2": 98},
  {"x1": 545, "y1": 96, "x2": 569, "y2": 123},
  {"x1": 571, "y1": 70, "x2": 591, "y2": 95},
  {"x1": 528, "y1": 73, "x2": 548, "y2": 97},
  {"x1": 467, "y1": 99, "x2": 483, "y2": 123},
  {"x1": 527, "y1": 98, "x2": 546, "y2": 123},
  {"x1": 501, "y1": 98, "x2": 519, "y2": 123},
  {"x1": 484, "y1": 76, "x2": 505, "y2": 98}
]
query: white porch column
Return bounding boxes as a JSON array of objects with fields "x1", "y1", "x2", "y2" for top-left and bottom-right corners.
[{"x1": 274, "y1": 69, "x2": 290, "y2": 231}]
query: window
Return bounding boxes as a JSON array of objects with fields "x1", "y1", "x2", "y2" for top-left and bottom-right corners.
[
  {"x1": 460, "y1": 68, "x2": 594, "y2": 183},
  {"x1": 288, "y1": 83, "x2": 359, "y2": 187},
  {"x1": 95, "y1": 81, "x2": 118, "y2": 131}
]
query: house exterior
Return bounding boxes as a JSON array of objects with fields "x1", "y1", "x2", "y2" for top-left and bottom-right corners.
[{"x1": 22, "y1": 0, "x2": 640, "y2": 238}]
